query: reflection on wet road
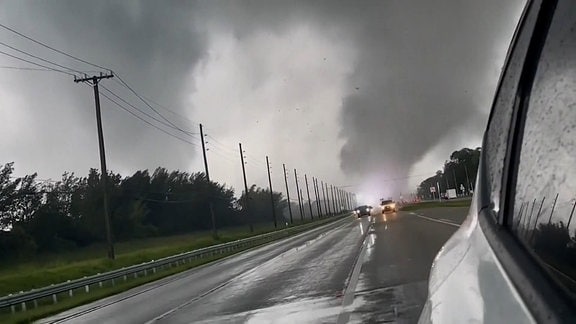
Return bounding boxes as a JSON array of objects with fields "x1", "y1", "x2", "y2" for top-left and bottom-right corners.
[{"x1": 41, "y1": 208, "x2": 467, "y2": 324}]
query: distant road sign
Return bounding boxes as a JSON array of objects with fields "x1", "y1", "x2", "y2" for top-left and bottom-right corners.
[{"x1": 430, "y1": 187, "x2": 436, "y2": 193}]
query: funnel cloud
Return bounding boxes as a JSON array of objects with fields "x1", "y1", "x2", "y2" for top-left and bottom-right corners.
[{"x1": 0, "y1": 0, "x2": 525, "y2": 201}]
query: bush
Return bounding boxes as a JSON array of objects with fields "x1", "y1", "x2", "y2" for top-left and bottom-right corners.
[{"x1": 0, "y1": 226, "x2": 37, "y2": 260}]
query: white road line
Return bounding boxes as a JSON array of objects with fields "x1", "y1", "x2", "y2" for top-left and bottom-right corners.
[
  {"x1": 145, "y1": 218, "x2": 354, "y2": 324},
  {"x1": 336, "y1": 223, "x2": 371, "y2": 324},
  {"x1": 409, "y1": 212, "x2": 460, "y2": 227}
]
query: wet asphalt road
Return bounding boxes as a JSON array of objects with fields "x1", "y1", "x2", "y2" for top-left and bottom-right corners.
[{"x1": 39, "y1": 207, "x2": 468, "y2": 324}]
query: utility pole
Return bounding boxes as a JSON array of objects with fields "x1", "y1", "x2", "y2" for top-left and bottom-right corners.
[
  {"x1": 452, "y1": 169, "x2": 458, "y2": 196},
  {"x1": 300, "y1": 189, "x2": 305, "y2": 219},
  {"x1": 294, "y1": 169, "x2": 304, "y2": 221},
  {"x1": 199, "y1": 124, "x2": 210, "y2": 180},
  {"x1": 75, "y1": 72, "x2": 115, "y2": 260},
  {"x1": 331, "y1": 185, "x2": 337, "y2": 214},
  {"x1": 283, "y1": 164, "x2": 293, "y2": 224},
  {"x1": 266, "y1": 156, "x2": 277, "y2": 228},
  {"x1": 199, "y1": 123, "x2": 217, "y2": 238},
  {"x1": 304, "y1": 174, "x2": 313, "y2": 220},
  {"x1": 239, "y1": 143, "x2": 253, "y2": 232},
  {"x1": 337, "y1": 187, "x2": 342, "y2": 212},
  {"x1": 335, "y1": 187, "x2": 339, "y2": 212},
  {"x1": 349, "y1": 192, "x2": 353, "y2": 209},
  {"x1": 464, "y1": 164, "x2": 472, "y2": 194},
  {"x1": 322, "y1": 181, "x2": 330, "y2": 216},
  {"x1": 313, "y1": 177, "x2": 322, "y2": 217}
]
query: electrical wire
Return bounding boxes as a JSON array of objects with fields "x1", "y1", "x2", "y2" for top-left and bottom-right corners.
[
  {"x1": 0, "y1": 65, "x2": 52, "y2": 71},
  {"x1": 100, "y1": 86, "x2": 198, "y2": 138},
  {"x1": 114, "y1": 74, "x2": 193, "y2": 136},
  {"x1": 206, "y1": 135, "x2": 237, "y2": 154},
  {"x1": 0, "y1": 40, "x2": 84, "y2": 74},
  {"x1": 0, "y1": 23, "x2": 194, "y2": 135},
  {"x1": 207, "y1": 143, "x2": 241, "y2": 163},
  {"x1": 208, "y1": 149, "x2": 238, "y2": 165},
  {"x1": 337, "y1": 172, "x2": 439, "y2": 188},
  {"x1": 110, "y1": 79, "x2": 200, "y2": 131},
  {"x1": 0, "y1": 22, "x2": 110, "y2": 71},
  {"x1": 0, "y1": 49, "x2": 75, "y2": 76},
  {"x1": 0, "y1": 22, "x2": 291, "y2": 184},
  {"x1": 99, "y1": 91, "x2": 199, "y2": 147}
]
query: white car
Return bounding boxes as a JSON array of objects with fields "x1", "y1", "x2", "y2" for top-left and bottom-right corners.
[
  {"x1": 380, "y1": 199, "x2": 397, "y2": 213},
  {"x1": 419, "y1": 1, "x2": 576, "y2": 323}
]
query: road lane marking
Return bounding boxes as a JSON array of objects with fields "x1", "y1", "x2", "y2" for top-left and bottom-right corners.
[
  {"x1": 409, "y1": 212, "x2": 460, "y2": 227},
  {"x1": 145, "y1": 218, "x2": 355, "y2": 323},
  {"x1": 336, "y1": 221, "x2": 372, "y2": 324},
  {"x1": 45, "y1": 217, "x2": 352, "y2": 324}
]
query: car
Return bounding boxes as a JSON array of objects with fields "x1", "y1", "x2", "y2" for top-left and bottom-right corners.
[
  {"x1": 353, "y1": 205, "x2": 372, "y2": 217},
  {"x1": 380, "y1": 199, "x2": 397, "y2": 213},
  {"x1": 419, "y1": 1, "x2": 576, "y2": 323}
]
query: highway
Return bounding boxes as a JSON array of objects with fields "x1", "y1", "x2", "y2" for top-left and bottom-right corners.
[{"x1": 40, "y1": 207, "x2": 468, "y2": 324}]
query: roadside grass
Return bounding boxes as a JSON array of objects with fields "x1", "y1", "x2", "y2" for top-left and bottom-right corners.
[
  {"x1": 0, "y1": 219, "x2": 314, "y2": 296},
  {"x1": 0, "y1": 251, "x2": 236, "y2": 324},
  {"x1": 0, "y1": 215, "x2": 343, "y2": 324},
  {"x1": 400, "y1": 199, "x2": 472, "y2": 212}
]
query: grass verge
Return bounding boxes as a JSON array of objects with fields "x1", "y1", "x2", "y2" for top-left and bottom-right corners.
[
  {"x1": 400, "y1": 199, "x2": 472, "y2": 211},
  {"x1": 0, "y1": 251, "x2": 235, "y2": 324},
  {"x1": 0, "y1": 221, "x2": 312, "y2": 296},
  {"x1": 0, "y1": 215, "x2": 346, "y2": 323}
]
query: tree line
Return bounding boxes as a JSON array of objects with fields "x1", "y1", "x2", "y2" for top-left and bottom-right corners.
[
  {"x1": 417, "y1": 147, "x2": 480, "y2": 199},
  {"x1": 0, "y1": 162, "x2": 301, "y2": 260}
]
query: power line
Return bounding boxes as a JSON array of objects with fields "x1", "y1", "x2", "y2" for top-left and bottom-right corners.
[
  {"x1": 208, "y1": 148, "x2": 237, "y2": 165},
  {"x1": 0, "y1": 40, "x2": 84, "y2": 74},
  {"x1": 114, "y1": 74, "x2": 192, "y2": 136},
  {"x1": 115, "y1": 79, "x2": 201, "y2": 127},
  {"x1": 110, "y1": 79, "x2": 200, "y2": 129},
  {"x1": 207, "y1": 142, "x2": 237, "y2": 159},
  {"x1": 206, "y1": 135, "x2": 237, "y2": 154},
  {"x1": 0, "y1": 22, "x2": 110, "y2": 71},
  {"x1": 337, "y1": 172, "x2": 439, "y2": 188},
  {"x1": 100, "y1": 86, "x2": 198, "y2": 138},
  {"x1": 0, "y1": 49, "x2": 75, "y2": 76},
  {"x1": 0, "y1": 23, "x2": 197, "y2": 135},
  {"x1": 99, "y1": 90, "x2": 199, "y2": 147},
  {"x1": 0, "y1": 65, "x2": 52, "y2": 71}
]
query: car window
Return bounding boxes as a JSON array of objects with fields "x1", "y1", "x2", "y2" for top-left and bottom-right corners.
[
  {"x1": 511, "y1": 0, "x2": 576, "y2": 294},
  {"x1": 482, "y1": 1, "x2": 541, "y2": 218}
]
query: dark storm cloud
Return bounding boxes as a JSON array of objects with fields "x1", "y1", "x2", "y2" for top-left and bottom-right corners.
[
  {"x1": 0, "y1": 0, "x2": 524, "y2": 198},
  {"x1": 1, "y1": 1, "x2": 207, "y2": 175},
  {"x1": 337, "y1": 0, "x2": 524, "y2": 190},
  {"x1": 192, "y1": 0, "x2": 525, "y2": 193}
]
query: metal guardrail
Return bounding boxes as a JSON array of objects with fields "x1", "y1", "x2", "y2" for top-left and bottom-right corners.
[{"x1": 0, "y1": 214, "x2": 350, "y2": 313}]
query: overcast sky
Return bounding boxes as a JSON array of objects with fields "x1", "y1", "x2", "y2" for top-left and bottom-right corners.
[{"x1": 0, "y1": 0, "x2": 525, "y2": 204}]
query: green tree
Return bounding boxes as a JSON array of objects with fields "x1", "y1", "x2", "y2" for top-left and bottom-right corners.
[{"x1": 238, "y1": 185, "x2": 287, "y2": 225}]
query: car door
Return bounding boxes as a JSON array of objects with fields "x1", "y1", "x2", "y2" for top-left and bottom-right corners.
[
  {"x1": 420, "y1": 0, "x2": 576, "y2": 323},
  {"x1": 474, "y1": 0, "x2": 576, "y2": 321},
  {"x1": 488, "y1": 0, "x2": 576, "y2": 321}
]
